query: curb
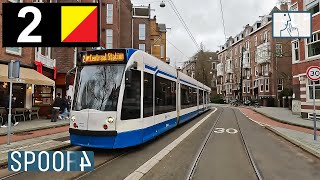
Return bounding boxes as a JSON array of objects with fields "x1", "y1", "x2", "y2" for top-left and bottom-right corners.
[
  {"x1": 265, "y1": 126, "x2": 320, "y2": 159},
  {"x1": 0, "y1": 122, "x2": 69, "y2": 136},
  {"x1": 0, "y1": 142, "x2": 71, "y2": 166},
  {"x1": 252, "y1": 108, "x2": 320, "y2": 131}
]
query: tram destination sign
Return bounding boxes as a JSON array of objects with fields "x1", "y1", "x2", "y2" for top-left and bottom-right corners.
[{"x1": 81, "y1": 49, "x2": 127, "y2": 64}]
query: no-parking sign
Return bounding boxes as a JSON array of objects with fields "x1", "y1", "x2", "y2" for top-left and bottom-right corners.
[{"x1": 306, "y1": 66, "x2": 320, "y2": 81}]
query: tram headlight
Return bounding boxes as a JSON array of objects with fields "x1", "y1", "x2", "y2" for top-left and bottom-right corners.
[
  {"x1": 107, "y1": 117, "x2": 114, "y2": 123},
  {"x1": 71, "y1": 115, "x2": 76, "y2": 122}
]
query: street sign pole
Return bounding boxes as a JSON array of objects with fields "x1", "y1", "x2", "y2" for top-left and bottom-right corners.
[
  {"x1": 306, "y1": 66, "x2": 320, "y2": 141},
  {"x1": 7, "y1": 61, "x2": 13, "y2": 145},
  {"x1": 7, "y1": 79, "x2": 13, "y2": 145},
  {"x1": 7, "y1": 60, "x2": 20, "y2": 145},
  {"x1": 313, "y1": 81, "x2": 317, "y2": 141}
]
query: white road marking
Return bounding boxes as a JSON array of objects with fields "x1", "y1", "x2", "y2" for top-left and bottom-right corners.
[
  {"x1": 124, "y1": 108, "x2": 218, "y2": 180},
  {"x1": 239, "y1": 111, "x2": 268, "y2": 127}
]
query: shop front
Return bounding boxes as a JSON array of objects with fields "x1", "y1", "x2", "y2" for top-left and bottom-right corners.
[{"x1": 0, "y1": 64, "x2": 55, "y2": 118}]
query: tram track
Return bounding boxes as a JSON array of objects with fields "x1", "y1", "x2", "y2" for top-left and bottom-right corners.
[{"x1": 185, "y1": 107, "x2": 264, "y2": 180}]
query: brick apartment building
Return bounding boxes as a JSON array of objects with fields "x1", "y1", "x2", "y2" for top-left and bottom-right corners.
[
  {"x1": 182, "y1": 52, "x2": 219, "y2": 97},
  {"x1": 132, "y1": 5, "x2": 167, "y2": 63},
  {"x1": 0, "y1": 0, "x2": 56, "y2": 116},
  {"x1": 290, "y1": 0, "x2": 320, "y2": 119},
  {"x1": 132, "y1": 5, "x2": 152, "y2": 54},
  {"x1": 217, "y1": 4, "x2": 292, "y2": 107}
]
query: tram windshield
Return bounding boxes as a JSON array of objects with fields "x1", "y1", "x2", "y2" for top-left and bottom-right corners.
[{"x1": 72, "y1": 64, "x2": 125, "y2": 111}]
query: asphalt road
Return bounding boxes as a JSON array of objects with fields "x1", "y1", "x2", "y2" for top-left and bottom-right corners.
[{"x1": 1, "y1": 107, "x2": 320, "y2": 180}]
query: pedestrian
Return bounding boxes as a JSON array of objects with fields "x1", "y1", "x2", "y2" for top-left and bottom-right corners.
[
  {"x1": 59, "y1": 96, "x2": 68, "y2": 120},
  {"x1": 51, "y1": 93, "x2": 63, "y2": 122},
  {"x1": 1, "y1": 94, "x2": 19, "y2": 128}
]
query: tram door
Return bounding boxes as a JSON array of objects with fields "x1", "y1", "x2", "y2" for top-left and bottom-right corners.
[
  {"x1": 142, "y1": 72, "x2": 155, "y2": 142},
  {"x1": 176, "y1": 82, "x2": 180, "y2": 124}
]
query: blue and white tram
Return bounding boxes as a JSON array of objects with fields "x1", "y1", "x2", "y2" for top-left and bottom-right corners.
[{"x1": 68, "y1": 48, "x2": 211, "y2": 149}]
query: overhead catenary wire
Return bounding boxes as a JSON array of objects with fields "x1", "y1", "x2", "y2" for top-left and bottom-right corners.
[
  {"x1": 219, "y1": 0, "x2": 227, "y2": 40},
  {"x1": 166, "y1": 0, "x2": 201, "y2": 51}
]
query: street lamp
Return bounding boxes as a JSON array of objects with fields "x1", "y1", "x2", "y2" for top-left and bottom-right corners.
[{"x1": 160, "y1": 1, "x2": 166, "y2": 7}]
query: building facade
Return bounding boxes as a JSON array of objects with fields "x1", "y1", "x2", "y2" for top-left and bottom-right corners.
[
  {"x1": 0, "y1": 0, "x2": 56, "y2": 116},
  {"x1": 150, "y1": 17, "x2": 167, "y2": 62},
  {"x1": 217, "y1": 5, "x2": 293, "y2": 107},
  {"x1": 290, "y1": 0, "x2": 320, "y2": 119}
]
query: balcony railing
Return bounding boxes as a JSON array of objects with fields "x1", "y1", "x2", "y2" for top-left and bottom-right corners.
[
  {"x1": 256, "y1": 42, "x2": 271, "y2": 64},
  {"x1": 226, "y1": 66, "x2": 234, "y2": 74},
  {"x1": 35, "y1": 51, "x2": 56, "y2": 69},
  {"x1": 217, "y1": 63, "x2": 224, "y2": 77}
]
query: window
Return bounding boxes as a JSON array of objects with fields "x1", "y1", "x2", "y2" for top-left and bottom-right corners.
[
  {"x1": 254, "y1": 36, "x2": 257, "y2": 46},
  {"x1": 160, "y1": 44, "x2": 165, "y2": 58},
  {"x1": 260, "y1": 79, "x2": 264, "y2": 92},
  {"x1": 265, "y1": 78, "x2": 269, "y2": 92},
  {"x1": 293, "y1": 41, "x2": 300, "y2": 61},
  {"x1": 307, "y1": 80, "x2": 320, "y2": 100},
  {"x1": 276, "y1": 44, "x2": 283, "y2": 57},
  {"x1": 255, "y1": 66, "x2": 258, "y2": 76},
  {"x1": 6, "y1": 47, "x2": 22, "y2": 56},
  {"x1": 235, "y1": 46, "x2": 238, "y2": 55},
  {"x1": 212, "y1": 62, "x2": 216, "y2": 70},
  {"x1": 263, "y1": 31, "x2": 268, "y2": 43},
  {"x1": 278, "y1": 79, "x2": 284, "y2": 91},
  {"x1": 121, "y1": 70, "x2": 141, "y2": 120},
  {"x1": 235, "y1": 58, "x2": 238, "y2": 68},
  {"x1": 106, "y1": 4, "x2": 113, "y2": 24},
  {"x1": 106, "y1": 29, "x2": 113, "y2": 49},
  {"x1": 306, "y1": 0, "x2": 319, "y2": 15},
  {"x1": 155, "y1": 76, "x2": 176, "y2": 114},
  {"x1": 306, "y1": 32, "x2": 320, "y2": 57},
  {"x1": 246, "y1": 41, "x2": 250, "y2": 50},
  {"x1": 139, "y1": 44, "x2": 145, "y2": 51},
  {"x1": 243, "y1": 83, "x2": 246, "y2": 93},
  {"x1": 181, "y1": 84, "x2": 197, "y2": 109},
  {"x1": 199, "y1": 90, "x2": 204, "y2": 104},
  {"x1": 247, "y1": 82, "x2": 250, "y2": 93},
  {"x1": 143, "y1": 73, "x2": 153, "y2": 118},
  {"x1": 139, "y1": 24, "x2": 146, "y2": 40}
]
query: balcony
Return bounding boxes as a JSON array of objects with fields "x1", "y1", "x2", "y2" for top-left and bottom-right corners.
[
  {"x1": 226, "y1": 65, "x2": 234, "y2": 74},
  {"x1": 217, "y1": 63, "x2": 224, "y2": 77},
  {"x1": 35, "y1": 51, "x2": 56, "y2": 69},
  {"x1": 256, "y1": 42, "x2": 271, "y2": 64},
  {"x1": 226, "y1": 79, "x2": 233, "y2": 84}
]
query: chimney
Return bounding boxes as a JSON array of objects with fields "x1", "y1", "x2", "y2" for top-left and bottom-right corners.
[{"x1": 280, "y1": 3, "x2": 288, "y2": 11}]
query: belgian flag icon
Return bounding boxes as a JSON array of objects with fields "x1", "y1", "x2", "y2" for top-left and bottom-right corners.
[{"x1": 61, "y1": 6, "x2": 98, "y2": 43}]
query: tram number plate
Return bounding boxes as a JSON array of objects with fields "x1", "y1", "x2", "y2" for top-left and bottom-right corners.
[{"x1": 213, "y1": 128, "x2": 238, "y2": 134}]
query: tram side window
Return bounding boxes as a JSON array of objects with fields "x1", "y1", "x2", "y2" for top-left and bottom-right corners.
[
  {"x1": 181, "y1": 84, "x2": 197, "y2": 109},
  {"x1": 143, "y1": 72, "x2": 153, "y2": 118},
  {"x1": 121, "y1": 70, "x2": 141, "y2": 120},
  {"x1": 199, "y1": 90, "x2": 203, "y2": 105},
  {"x1": 155, "y1": 76, "x2": 176, "y2": 115}
]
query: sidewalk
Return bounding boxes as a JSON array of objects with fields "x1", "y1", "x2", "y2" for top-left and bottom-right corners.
[
  {"x1": 240, "y1": 108, "x2": 320, "y2": 159},
  {"x1": 0, "y1": 119, "x2": 69, "y2": 136},
  {"x1": 0, "y1": 131, "x2": 70, "y2": 165},
  {"x1": 252, "y1": 107, "x2": 320, "y2": 130}
]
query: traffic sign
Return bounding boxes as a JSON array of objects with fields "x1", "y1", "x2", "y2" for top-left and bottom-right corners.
[
  {"x1": 306, "y1": 66, "x2": 320, "y2": 81},
  {"x1": 306, "y1": 66, "x2": 320, "y2": 141}
]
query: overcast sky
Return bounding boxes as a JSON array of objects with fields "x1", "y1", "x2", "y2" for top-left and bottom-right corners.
[{"x1": 132, "y1": 0, "x2": 280, "y2": 67}]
